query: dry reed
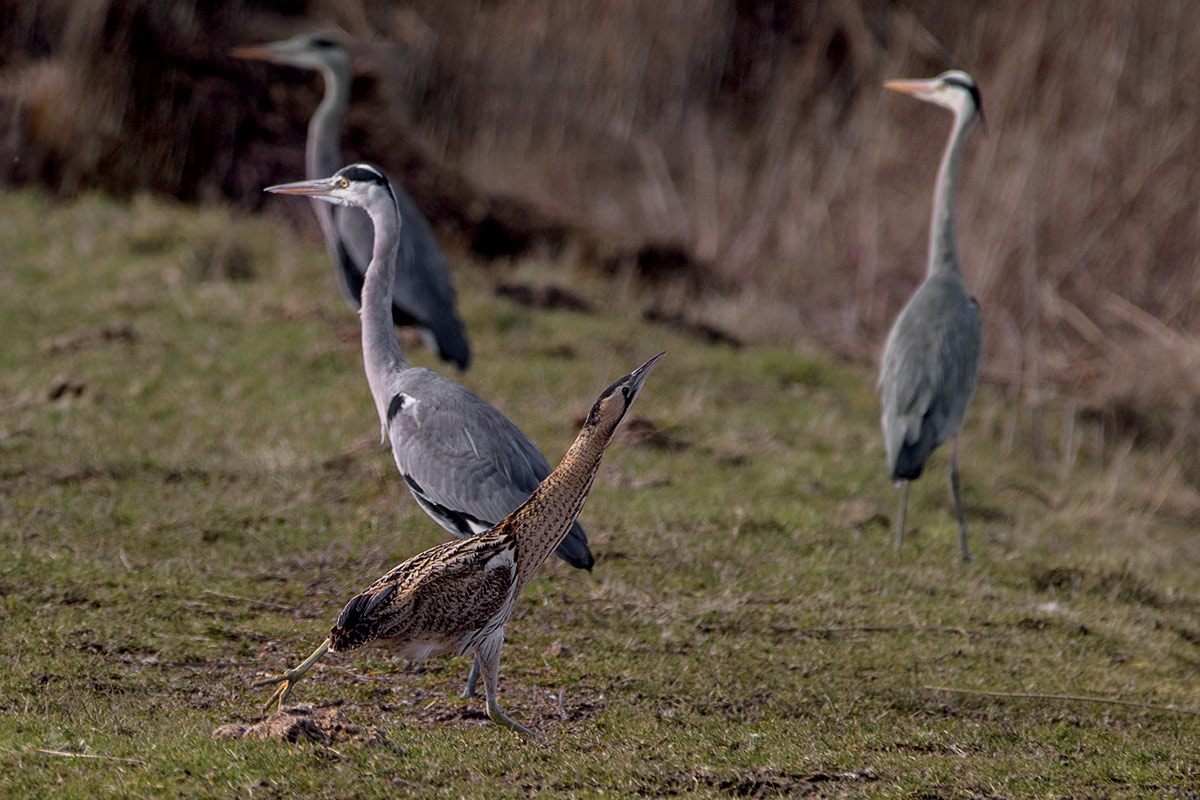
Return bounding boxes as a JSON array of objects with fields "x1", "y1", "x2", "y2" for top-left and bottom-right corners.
[{"x1": 2, "y1": 0, "x2": 1199, "y2": 464}]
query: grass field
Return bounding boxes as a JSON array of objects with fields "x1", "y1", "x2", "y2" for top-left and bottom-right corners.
[{"x1": 1, "y1": 188, "x2": 1198, "y2": 798}]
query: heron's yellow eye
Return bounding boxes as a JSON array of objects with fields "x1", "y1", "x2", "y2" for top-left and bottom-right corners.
[{"x1": 337, "y1": 177, "x2": 349, "y2": 189}]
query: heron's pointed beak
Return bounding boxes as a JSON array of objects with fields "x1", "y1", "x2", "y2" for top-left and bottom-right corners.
[
  {"x1": 623, "y1": 351, "x2": 666, "y2": 401},
  {"x1": 883, "y1": 78, "x2": 938, "y2": 97},
  {"x1": 264, "y1": 177, "x2": 339, "y2": 198}
]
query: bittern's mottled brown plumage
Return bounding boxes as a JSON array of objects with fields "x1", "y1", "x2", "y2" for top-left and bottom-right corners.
[{"x1": 254, "y1": 351, "x2": 663, "y2": 736}]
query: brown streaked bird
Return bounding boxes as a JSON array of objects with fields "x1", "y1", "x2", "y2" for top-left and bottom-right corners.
[{"x1": 253, "y1": 351, "x2": 664, "y2": 736}]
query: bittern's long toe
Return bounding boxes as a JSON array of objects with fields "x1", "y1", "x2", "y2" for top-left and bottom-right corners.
[
  {"x1": 486, "y1": 695, "x2": 537, "y2": 739},
  {"x1": 253, "y1": 638, "x2": 331, "y2": 713}
]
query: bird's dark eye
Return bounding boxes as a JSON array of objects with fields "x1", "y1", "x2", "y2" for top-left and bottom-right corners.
[{"x1": 620, "y1": 387, "x2": 631, "y2": 399}]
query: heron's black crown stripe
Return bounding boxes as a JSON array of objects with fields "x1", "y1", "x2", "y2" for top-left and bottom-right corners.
[
  {"x1": 311, "y1": 37, "x2": 339, "y2": 49},
  {"x1": 942, "y1": 75, "x2": 983, "y2": 114},
  {"x1": 339, "y1": 164, "x2": 389, "y2": 187}
]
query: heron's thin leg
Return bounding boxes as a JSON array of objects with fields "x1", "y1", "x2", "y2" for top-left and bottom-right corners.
[
  {"x1": 253, "y1": 638, "x2": 331, "y2": 713},
  {"x1": 949, "y1": 437, "x2": 971, "y2": 563},
  {"x1": 461, "y1": 655, "x2": 481, "y2": 699},
  {"x1": 477, "y1": 637, "x2": 536, "y2": 738},
  {"x1": 895, "y1": 481, "x2": 909, "y2": 551}
]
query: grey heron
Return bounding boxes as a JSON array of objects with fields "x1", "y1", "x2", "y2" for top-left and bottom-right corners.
[
  {"x1": 234, "y1": 33, "x2": 471, "y2": 369},
  {"x1": 254, "y1": 352, "x2": 665, "y2": 737},
  {"x1": 878, "y1": 70, "x2": 984, "y2": 563},
  {"x1": 266, "y1": 164, "x2": 595, "y2": 695}
]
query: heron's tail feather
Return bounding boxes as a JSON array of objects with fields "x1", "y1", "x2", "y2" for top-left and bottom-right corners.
[
  {"x1": 553, "y1": 521, "x2": 594, "y2": 571},
  {"x1": 891, "y1": 438, "x2": 933, "y2": 481},
  {"x1": 432, "y1": 321, "x2": 471, "y2": 371}
]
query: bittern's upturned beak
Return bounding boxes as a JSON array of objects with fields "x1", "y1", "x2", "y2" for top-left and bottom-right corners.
[
  {"x1": 264, "y1": 177, "x2": 339, "y2": 198},
  {"x1": 230, "y1": 44, "x2": 279, "y2": 61},
  {"x1": 883, "y1": 78, "x2": 937, "y2": 97},
  {"x1": 624, "y1": 351, "x2": 666, "y2": 400}
]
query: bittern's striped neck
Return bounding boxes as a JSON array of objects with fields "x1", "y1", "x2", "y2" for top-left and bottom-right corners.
[{"x1": 507, "y1": 421, "x2": 616, "y2": 587}]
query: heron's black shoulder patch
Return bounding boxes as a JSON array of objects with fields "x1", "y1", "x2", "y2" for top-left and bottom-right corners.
[{"x1": 386, "y1": 393, "x2": 406, "y2": 424}]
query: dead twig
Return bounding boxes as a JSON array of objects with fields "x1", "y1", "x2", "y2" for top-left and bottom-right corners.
[
  {"x1": 33, "y1": 748, "x2": 147, "y2": 765},
  {"x1": 924, "y1": 685, "x2": 1200, "y2": 715}
]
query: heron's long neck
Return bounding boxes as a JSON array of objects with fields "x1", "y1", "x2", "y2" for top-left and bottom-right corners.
[
  {"x1": 307, "y1": 64, "x2": 350, "y2": 178},
  {"x1": 927, "y1": 109, "x2": 976, "y2": 279},
  {"x1": 509, "y1": 422, "x2": 615, "y2": 586},
  {"x1": 360, "y1": 200, "x2": 409, "y2": 426},
  {"x1": 307, "y1": 64, "x2": 351, "y2": 238}
]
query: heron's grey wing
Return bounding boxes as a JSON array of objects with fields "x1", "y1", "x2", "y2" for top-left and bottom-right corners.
[
  {"x1": 333, "y1": 204, "x2": 425, "y2": 329},
  {"x1": 390, "y1": 380, "x2": 552, "y2": 525},
  {"x1": 307, "y1": 197, "x2": 365, "y2": 311},
  {"x1": 330, "y1": 229, "x2": 366, "y2": 310},
  {"x1": 388, "y1": 372, "x2": 592, "y2": 569},
  {"x1": 879, "y1": 279, "x2": 981, "y2": 477},
  {"x1": 390, "y1": 184, "x2": 471, "y2": 369}
]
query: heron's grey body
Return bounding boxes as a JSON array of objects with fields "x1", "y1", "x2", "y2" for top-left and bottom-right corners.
[
  {"x1": 267, "y1": 163, "x2": 594, "y2": 697},
  {"x1": 265, "y1": 165, "x2": 592, "y2": 562},
  {"x1": 381, "y1": 366, "x2": 594, "y2": 572},
  {"x1": 880, "y1": 275, "x2": 980, "y2": 479},
  {"x1": 237, "y1": 34, "x2": 470, "y2": 369},
  {"x1": 878, "y1": 70, "x2": 983, "y2": 563}
]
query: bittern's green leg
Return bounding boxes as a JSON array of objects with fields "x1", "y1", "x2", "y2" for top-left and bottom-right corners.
[
  {"x1": 462, "y1": 655, "x2": 481, "y2": 699},
  {"x1": 477, "y1": 638, "x2": 536, "y2": 738},
  {"x1": 253, "y1": 638, "x2": 331, "y2": 713}
]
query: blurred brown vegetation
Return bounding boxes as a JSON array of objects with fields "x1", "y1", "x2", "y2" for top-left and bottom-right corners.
[{"x1": 3, "y1": 0, "x2": 1200, "y2": 462}]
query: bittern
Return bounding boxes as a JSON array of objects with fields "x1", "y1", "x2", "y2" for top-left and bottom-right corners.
[{"x1": 254, "y1": 351, "x2": 664, "y2": 736}]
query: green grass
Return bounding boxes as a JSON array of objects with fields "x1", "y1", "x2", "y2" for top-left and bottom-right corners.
[{"x1": 1, "y1": 187, "x2": 1197, "y2": 798}]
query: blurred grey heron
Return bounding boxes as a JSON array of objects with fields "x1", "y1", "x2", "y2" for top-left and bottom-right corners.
[
  {"x1": 254, "y1": 351, "x2": 664, "y2": 737},
  {"x1": 878, "y1": 70, "x2": 984, "y2": 563},
  {"x1": 266, "y1": 164, "x2": 594, "y2": 695},
  {"x1": 234, "y1": 33, "x2": 471, "y2": 369}
]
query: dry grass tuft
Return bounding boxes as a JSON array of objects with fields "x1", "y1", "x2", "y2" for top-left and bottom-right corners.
[{"x1": 2, "y1": 0, "x2": 1199, "y2": 455}]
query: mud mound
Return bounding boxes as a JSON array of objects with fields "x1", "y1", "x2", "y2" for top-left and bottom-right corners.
[{"x1": 213, "y1": 705, "x2": 388, "y2": 746}]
